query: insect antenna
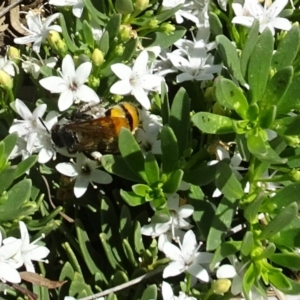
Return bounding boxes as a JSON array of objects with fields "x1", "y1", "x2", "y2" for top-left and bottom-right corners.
[{"x1": 39, "y1": 117, "x2": 50, "y2": 134}]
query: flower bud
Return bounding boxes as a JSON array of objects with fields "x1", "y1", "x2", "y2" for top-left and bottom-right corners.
[
  {"x1": 91, "y1": 49, "x2": 104, "y2": 67},
  {"x1": 114, "y1": 44, "x2": 124, "y2": 56},
  {"x1": 0, "y1": 70, "x2": 13, "y2": 90},
  {"x1": 212, "y1": 279, "x2": 231, "y2": 295},
  {"x1": 204, "y1": 86, "x2": 214, "y2": 103},
  {"x1": 119, "y1": 25, "x2": 132, "y2": 42},
  {"x1": 288, "y1": 169, "x2": 300, "y2": 182},
  {"x1": 8, "y1": 46, "x2": 20, "y2": 62},
  {"x1": 135, "y1": 0, "x2": 149, "y2": 11},
  {"x1": 159, "y1": 23, "x2": 175, "y2": 33},
  {"x1": 147, "y1": 18, "x2": 159, "y2": 29},
  {"x1": 88, "y1": 75, "x2": 100, "y2": 89},
  {"x1": 283, "y1": 135, "x2": 300, "y2": 148},
  {"x1": 212, "y1": 102, "x2": 225, "y2": 115},
  {"x1": 48, "y1": 31, "x2": 68, "y2": 56}
]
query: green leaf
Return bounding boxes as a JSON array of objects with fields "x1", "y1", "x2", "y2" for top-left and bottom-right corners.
[
  {"x1": 242, "y1": 263, "x2": 256, "y2": 300},
  {"x1": 143, "y1": 26, "x2": 186, "y2": 50},
  {"x1": 216, "y1": 35, "x2": 246, "y2": 86},
  {"x1": 184, "y1": 163, "x2": 218, "y2": 186},
  {"x1": 209, "y1": 12, "x2": 223, "y2": 36},
  {"x1": 279, "y1": 278, "x2": 300, "y2": 295},
  {"x1": 270, "y1": 253, "x2": 300, "y2": 270},
  {"x1": 169, "y1": 88, "x2": 190, "y2": 157},
  {"x1": 215, "y1": 162, "x2": 244, "y2": 200},
  {"x1": 260, "y1": 202, "x2": 298, "y2": 239},
  {"x1": 100, "y1": 232, "x2": 121, "y2": 269},
  {"x1": 258, "y1": 105, "x2": 276, "y2": 129},
  {"x1": 241, "y1": 21, "x2": 259, "y2": 78},
  {"x1": 207, "y1": 196, "x2": 238, "y2": 251},
  {"x1": 161, "y1": 126, "x2": 179, "y2": 174},
  {"x1": 155, "y1": 4, "x2": 183, "y2": 22},
  {"x1": 247, "y1": 28, "x2": 274, "y2": 103},
  {"x1": 261, "y1": 66, "x2": 293, "y2": 109},
  {"x1": 132, "y1": 184, "x2": 151, "y2": 196},
  {"x1": 122, "y1": 238, "x2": 137, "y2": 267},
  {"x1": 111, "y1": 270, "x2": 129, "y2": 286},
  {"x1": 188, "y1": 185, "x2": 216, "y2": 239},
  {"x1": 82, "y1": 0, "x2": 107, "y2": 25},
  {"x1": 99, "y1": 31, "x2": 109, "y2": 55},
  {"x1": 271, "y1": 25, "x2": 300, "y2": 70},
  {"x1": 15, "y1": 155, "x2": 38, "y2": 179},
  {"x1": 247, "y1": 134, "x2": 267, "y2": 155},
  {"x1": 102, "y1": 154, "x2": 142, "y2": 182},
  {"x1": 0, "y1": 167, "x2": 16, "y2": 194},
  {"x1": 244, "y1": 195, "x2": 263, "y2": 224},
  {"x1": 133, "y1": 221, "x2": 145, "y2": 255},
  {"x1": 214, "y1": 77, "x2": 249, "y2": 119},
  {"x1": 210, "y1": 241, "x2": 241, "y2": 269},
  {"x1": 163, "y1": 169, "x2": 183, "y2": 193},
  {"x1": 118, "y1": 128, "x2": 147, "y2": 182},
  {"x1": 122, "y1": 38, "x2": 138, "y2": 62},
  {"x1": 263, "y1": 182, "x2": 300, "y2": 209},
  {"x1": 115, "y1": 0, "x2": 134, "y2": 13},
  {"x1": 120, "y1": 205, "x2": 132, "y2": 240},
  {"x1": 277, "y1": 73, "x2": 300, "y2": 113},
  {"x1": 272, "y1": 115, "x2": 300, "y2": 136},
  {"x1": 269, "y1": 271, "x2": 291, "y2": 291},
  {"x1": 59, "y1": 14, "x2": 79, "y2": 52},
  {"x1": 75, "y1": 219, "x2": 101, "y2": 275},
  {"x1": 144, "y1": 152, "x2": 160, "y2": 185},
  {"x1": 240, "y1": 231, "x2": 255, "y2": 256},
  {"x1": 192, "y1": 112, "x2": 234, "y2": 134},
  {"x1": 2, "y1": 133, "x2": 17, "y2": 158},
  {"x1": 106, "y1": 15, "x2": 121, "y2": 43},
  {"x1": 69, "y1": 273, "x2": 93, "y2": 298},
  {"x1": 120, "y1": 190, "x2": 146, "y2": 206},
  {"x1": 82, "y1": 20, "x2": 94, "y2": 48},
  {"x1": 0, "y1": 142, "x2": 6, "y2": 172},
  {"x1": 270, "y1": 216, "x2": 300, "y2": 248},
  {"x1": 141, "y1": 284, "x2": 157, "y2": 300}
]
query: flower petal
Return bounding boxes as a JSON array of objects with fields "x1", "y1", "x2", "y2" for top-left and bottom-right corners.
[
  {"x1": 90, "y1": 170, "x2": 113, "y2": 184},
  {"x1": 58, "y1": 90, "x2": 74, "y2": 111},
  {"x1": 75, "y1": 62, "x2": 92, "y2": 85},
  {"x1": 217, "y1": 264, "x2": 237, "y2": 279},
  {"x1": 132, "y1": 87, "x2": 151, "y2": 109},
  {"x1": 188, "y1": 263, "x2": 210, "y2": 282},
  {"x1": 39, "y1": 76, "x2": 67, "y2": 93},
  {"x1": 111, "y1": 63, "x2": 132, "y2": 80},
  {"x1": 74, "y1": 176, "x2": 89, "y2": 198},
  {"x1": 62, "y1": 54, "x2": 75, "y2": 81},
  {"x1": 56, "y1": 162, "x2": 78, "y2": 177},
  {"x1": 14, "y1": 99, "x2": 32, "y2": 120},
  {"x1": 76, "y1": 85, "x2": 100, "y2": 102},
  {"x1": 110, "y1": 80, "x2": 132, "y2": 95},
  {"x1": 163, "y1": 261, "x2": 185, "y2": 278}
]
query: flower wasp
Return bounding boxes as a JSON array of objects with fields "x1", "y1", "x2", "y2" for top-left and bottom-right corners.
[{"x1": 51, "y1": 102, "x2": 139, "y2": 154}]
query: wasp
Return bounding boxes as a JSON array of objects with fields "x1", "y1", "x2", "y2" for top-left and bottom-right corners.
[{"x1": 51, "y1": 102, "x2": 139, "y2": 154}]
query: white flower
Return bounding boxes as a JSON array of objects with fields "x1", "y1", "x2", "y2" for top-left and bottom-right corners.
[
  {"x1": 162, "y1": 230, "x2": 213, "y2": 282},
  {"x1": 162, "y1": 0, "x2": 198, "y2": 25},
  {"x1": 168, "y1": 39, "x2": 221, "y2": 83},
  {"x1": 0, "y1": 232, "x2": 22, "y2": 284},
  {"x1": 39, "y1": 54, "x2": 100, "y2": 111},
  {"x1": 162, "y1": 281, "x2": 197, "y2": 300},
  {"x1": 14, "y1": 13, "x2": 61, "y2": 53},
  {"x1": 22, "y1": 55, "x2": 58, "y2": 79},
  {"x1": 9, "y1": 99, "x2": 47, "y2": 153},
  {"x1": 56, "y1": 153, "x2": 113, "y2": 198},
  {"x1": 110, "y1": 50, "x2": 164, "y2": 109},
  {"x1": 5, "y1": 222, "x2": 50, "y2": 272},
  {"x1": 49, "y1": 0, "x2": 84, "y2": 18},
  {"x1": 135, "y1": 108, "x2": 162, "y2": 154},
  {"x1": 141, "y1": 193, "x2": 194, "y2": 250},
  {"x1": 232, "y1": 0, "x2": 292, "y2": 36},
  {"x1": 0, "y1": 55, "x2": 19, "y2": 76}
]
